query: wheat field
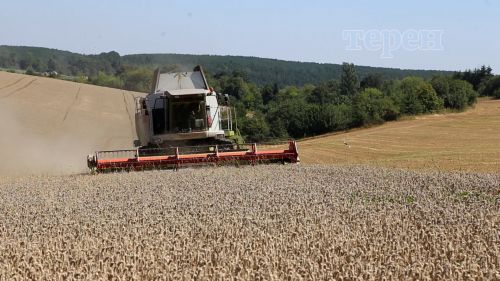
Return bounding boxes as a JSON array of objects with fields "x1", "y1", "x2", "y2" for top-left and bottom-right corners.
[{"x1": 0, "y1": 166, "x2": 498, "y2": 280}]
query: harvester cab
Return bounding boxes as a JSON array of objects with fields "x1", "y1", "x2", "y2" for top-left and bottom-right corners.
[
  {"x1": 135, "y1": 65, "x2": 240, "y2": 148},
  {"x1": 87, "y1": 66, "x2": 299, "y2": 172}
]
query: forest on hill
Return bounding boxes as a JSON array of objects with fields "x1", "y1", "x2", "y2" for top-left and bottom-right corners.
[{"x1": 0, "y1": 45, "x2": 451, "y2": 86}]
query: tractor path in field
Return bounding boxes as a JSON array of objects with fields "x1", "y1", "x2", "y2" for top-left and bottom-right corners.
[
  {"x1": 61, "y1": 85, "x2": 82, "y2": 123},
  {"x1": 0, "y1": 78, "x2": 37, "y2": 99},
  {"x1": 122, "y1": 91, "x2": 135, "y2": 137},
  {"x1": 0, "y1": 76, "x2": 26, "y2": 90}
]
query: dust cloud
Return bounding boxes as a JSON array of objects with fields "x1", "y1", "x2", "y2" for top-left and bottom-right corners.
[{"x1": 0, "y1": 104, "x2": 95, "y2": 175}]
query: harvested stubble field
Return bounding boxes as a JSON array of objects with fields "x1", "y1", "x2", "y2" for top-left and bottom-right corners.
[
  {"x1": 0, "y1": 166, "x2": 498, "y2": 280},
  {"x1": 0, "y1": 71, "x2": 144, "y2": 175},
  {"x1": 300, "y1": 98, "x2": 500, "y2": 173}
]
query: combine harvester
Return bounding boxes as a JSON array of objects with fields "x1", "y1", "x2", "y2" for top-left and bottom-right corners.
[{"x1": 87, "y1": 66, "x2": 299, "y2": 172}]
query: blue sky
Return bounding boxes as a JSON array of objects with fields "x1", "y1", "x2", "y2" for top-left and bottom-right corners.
[{"x1": 1, "y1": 0, "x2": 498, "y2": 71}]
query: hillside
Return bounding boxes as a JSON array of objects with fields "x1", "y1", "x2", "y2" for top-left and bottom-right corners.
[
  {"x1": 0, "y1": 45, "x2": 453, "y2": 86},
  {"x1": 1, "y1": 70, "x2": 499, "y2": 175},
  {"x1": 300, "y1": 98, "x2": 500, "y2": 173},
  {"x1": 0, "y1": 71, "x2": 144, "y2": 175}
]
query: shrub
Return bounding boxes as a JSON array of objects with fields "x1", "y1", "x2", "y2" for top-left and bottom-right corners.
[
  {"x1": 25, "y1": 67, "x2": 35, "y2": 76},
  {"x1": 479, "y1": 75, "x2": 500, "y2": 98},
  {"x1": 92, "y1": 71, "x2": 123, "y2": 88},
  {"x1": 494, "y1": 88, "x2": 500, "y2": 99},
  {"x1": 400, "y1": 77, "x2": 443, "y2": 114},
  {"x1": 432, "y1": 77, "x2": 477, "y2": 110},
  {"x1": 354, "y1": 88, "x2": 399, "y2": 125}
]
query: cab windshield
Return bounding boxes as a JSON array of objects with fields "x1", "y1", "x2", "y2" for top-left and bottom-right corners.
[{"x1": 169, "y1": 96, "x2": 206, "y2": 132}]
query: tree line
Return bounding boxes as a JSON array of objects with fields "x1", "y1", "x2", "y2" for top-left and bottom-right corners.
[{"x1": 209, "y1": 64, "x2": 498, "y2": 142}]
